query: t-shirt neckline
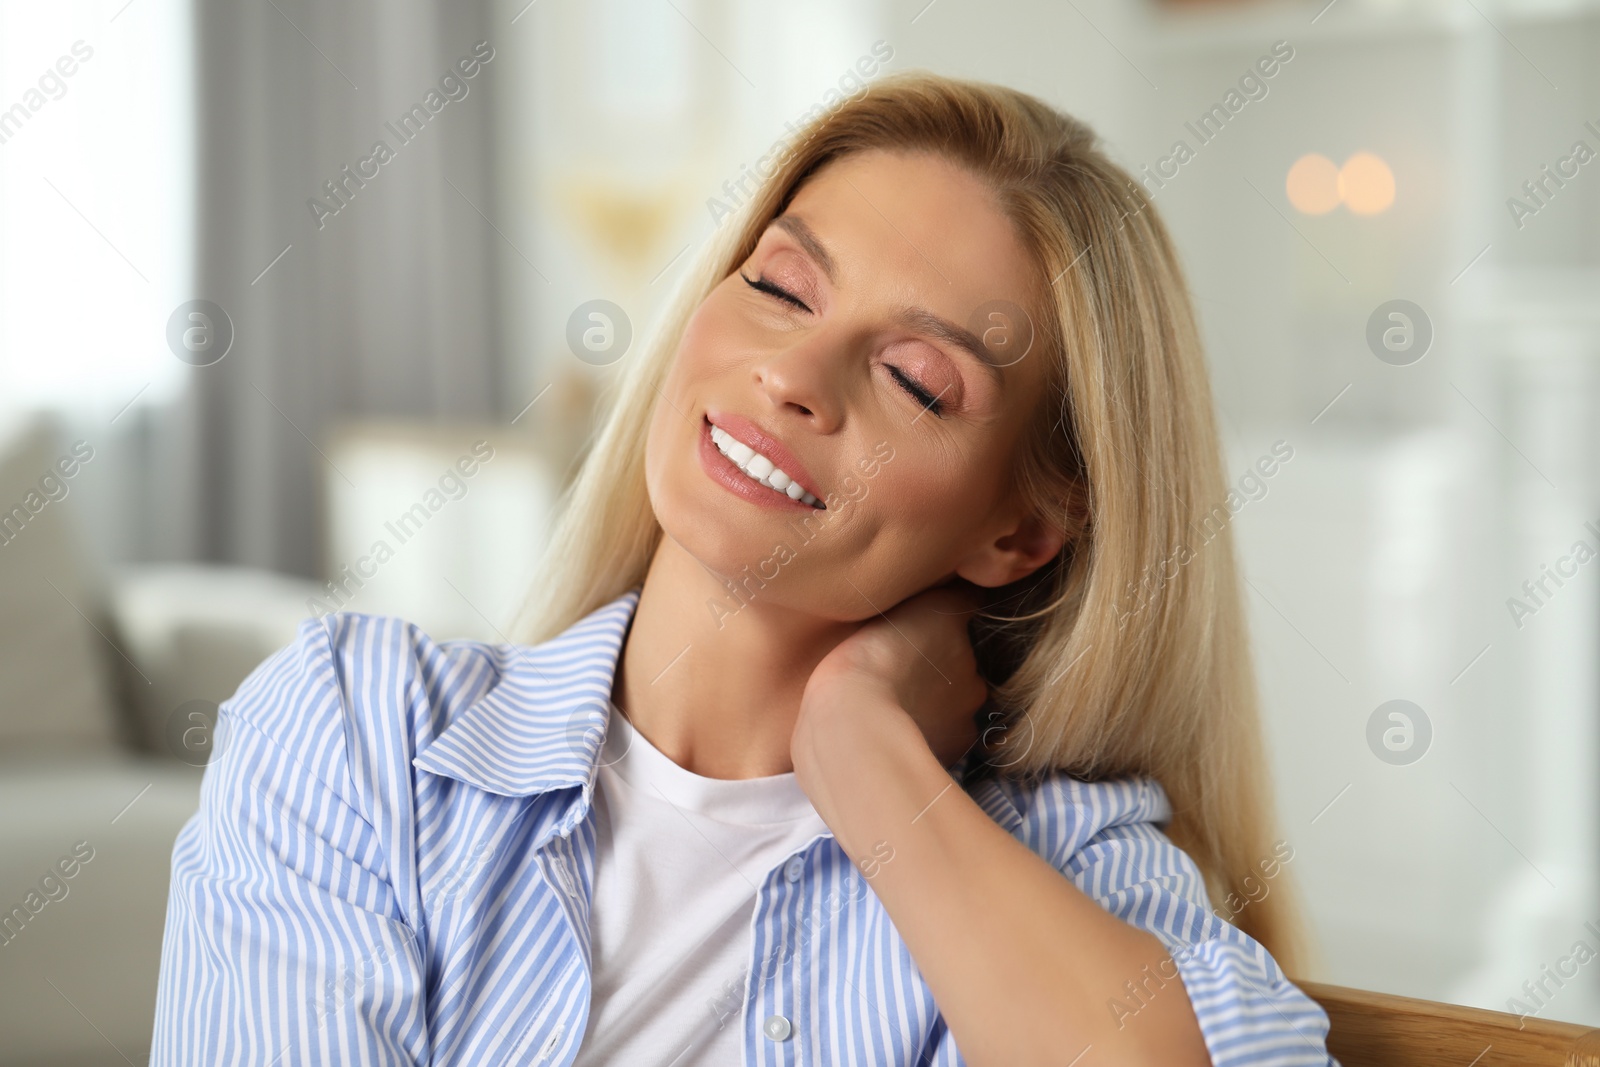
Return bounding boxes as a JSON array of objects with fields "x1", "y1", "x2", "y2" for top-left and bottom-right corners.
[{"x1": 600, "y1": 709, "x2": 824, "y2": 826}]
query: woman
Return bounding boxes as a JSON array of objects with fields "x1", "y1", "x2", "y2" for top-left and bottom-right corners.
[{"x1": 152, "y1": 72, "x2": 1335, "y2": 1065}]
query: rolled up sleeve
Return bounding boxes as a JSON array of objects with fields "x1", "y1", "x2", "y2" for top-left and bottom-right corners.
[
  {"x1": 1066, "y1": 818, "x2": 1336, "y2": 1067},
  {"x1": 150, "y1": 620, "x2": 429, "y2": 1066}
]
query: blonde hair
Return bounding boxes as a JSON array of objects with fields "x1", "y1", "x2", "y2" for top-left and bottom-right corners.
[{"x1": 512, "y1": 70, "x2": 1312, "y2": 976}]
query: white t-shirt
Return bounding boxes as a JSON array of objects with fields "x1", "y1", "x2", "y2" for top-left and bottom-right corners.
[{"x1": 572, "y1": 709, "x2": 831, "y2": 1066}]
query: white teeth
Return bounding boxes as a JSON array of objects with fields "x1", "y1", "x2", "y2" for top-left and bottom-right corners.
[{"x1": 710, "y1": 424, "x2": 822, "y2": 507}]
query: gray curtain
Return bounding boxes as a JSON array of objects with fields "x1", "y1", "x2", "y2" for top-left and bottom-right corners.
[{"x1": 148, "y1": 0, "x2": 505, "y2": 578}]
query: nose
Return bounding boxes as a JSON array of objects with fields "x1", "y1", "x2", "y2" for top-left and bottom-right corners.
[{"x1": 750, "y1": 331, "x2": 846, "y2": 432}]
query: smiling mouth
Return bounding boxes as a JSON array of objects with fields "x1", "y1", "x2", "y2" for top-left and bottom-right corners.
[{"x1": 708, "y1": 422, "x2": 824, "y2": 508}]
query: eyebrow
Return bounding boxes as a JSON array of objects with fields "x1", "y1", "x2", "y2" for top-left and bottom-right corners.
[
  {"x1": 768, "y1": 213, "x2": 1008, "y2": 383},
  {"x1": 894, "y1": 307, "x2": 1006, "y2": 383}
]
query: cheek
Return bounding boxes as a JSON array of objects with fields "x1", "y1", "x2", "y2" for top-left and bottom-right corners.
[
  {"x1": 643, "y1": 393, "x2": 674, "y2": 494},
  {"x1": 827, "y1": 453, "x2": 995, "y2": 605},
  {"x1": 644, "y1": 347, "x2": 709, "y2": 511},
  {"x1": 669, "y1": 312, "x2": 719, "y2": 387},
  {"x1": 862, "y1": 446, "x2": 979, "y2": 546},
  {"x1": 878, "y1": 431, "x2": 1023, "y2": 550},
  {"x1": 676, "y1": 289, "x2": 758, "y2": 378}
]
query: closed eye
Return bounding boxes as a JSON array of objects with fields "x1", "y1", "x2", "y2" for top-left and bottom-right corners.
[
  {"x1": 888, "y1": 365, "x2": 945, "y2": 417},
  {"x1": 740, "y1": 270, "x2": 945, "y2": 419},
  {"x1": 740, "y1": 271, "x2": 810, "y2": 312}
]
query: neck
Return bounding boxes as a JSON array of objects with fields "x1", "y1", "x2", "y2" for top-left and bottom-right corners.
[{"x1": 611, "y1": 535, "x2": 859, "y2": 779}]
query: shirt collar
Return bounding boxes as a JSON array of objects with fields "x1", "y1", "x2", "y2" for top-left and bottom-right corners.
[
  {"x1": 411, "y1": 586, "x2": 642, "y2": 798},
  {"x1": 413, "y1": 583, "x2": 980, "y2": 799}
]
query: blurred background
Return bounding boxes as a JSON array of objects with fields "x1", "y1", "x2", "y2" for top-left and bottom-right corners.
[{"x1": 1, "y1": 0, "x2": 1597, "y2": 1061}]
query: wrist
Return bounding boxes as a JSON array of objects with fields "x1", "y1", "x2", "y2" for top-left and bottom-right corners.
[
  {"x1": 793, "y1": 682, "x2": 928, "y2": 818},
  {"x1": 795, "y1": 673, "x2": 900, "y2": 763}
]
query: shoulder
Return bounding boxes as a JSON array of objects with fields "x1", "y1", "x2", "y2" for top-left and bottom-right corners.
[
  {"x1": 219, "y1": 611, "x2": 501, "y2": 807},
  {"x1": 966, "y1": 768, "x2": 1174, "y2": 868},
  {"x1": 966, "y1": 769, "x2": 1218, "y2": 910}
]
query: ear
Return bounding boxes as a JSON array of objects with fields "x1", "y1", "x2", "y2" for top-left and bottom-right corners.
[{"x1": 954, "y1": 508, "x2": 1068, "y2": 589}]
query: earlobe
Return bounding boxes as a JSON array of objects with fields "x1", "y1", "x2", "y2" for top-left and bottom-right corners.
[{"x1": 954, "y1": 511, "x2": 1068, "y2": 588}]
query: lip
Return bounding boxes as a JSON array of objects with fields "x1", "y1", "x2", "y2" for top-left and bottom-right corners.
[{"x1": 699, "y1": 412, "x2": 826, "y2": 512}]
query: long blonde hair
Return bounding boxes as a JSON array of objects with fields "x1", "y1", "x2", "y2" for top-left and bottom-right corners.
[{"x1": 513, "y1": 70, "x2": 1312, "y2": 976}]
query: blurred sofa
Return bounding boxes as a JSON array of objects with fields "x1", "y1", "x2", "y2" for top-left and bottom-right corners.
[{"x1": 0, "y1": 414, "x2": 322, "y2": 1067}]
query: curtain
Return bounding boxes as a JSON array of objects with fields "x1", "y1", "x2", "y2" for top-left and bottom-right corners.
[{"x1": 162, "y1": 0, "x2": 505, "y2": 578}]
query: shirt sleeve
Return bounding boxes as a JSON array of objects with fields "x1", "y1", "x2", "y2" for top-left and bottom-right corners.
[
  {"x1": 149, "y1": 620, "x2": 430, "y2": 1066},
  {"x1": 948, "y1": 772, "x2": 1336, "y2": 1067},
  {"x1": 1064, "y1": 816, "x2": 1336, "y2": 1067}
]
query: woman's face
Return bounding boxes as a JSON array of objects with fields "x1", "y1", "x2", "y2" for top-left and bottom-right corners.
[{"x1": 645, "y1": 147, "x2": 1063, "y2": 619}]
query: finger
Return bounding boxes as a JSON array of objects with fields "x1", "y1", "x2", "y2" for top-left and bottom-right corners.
[{"x1": 927, "y1": 582, "x2": 984, "y2": 615}]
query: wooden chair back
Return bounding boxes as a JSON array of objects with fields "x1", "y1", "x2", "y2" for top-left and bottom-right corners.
[{"x1": 1296, "y1": 980, "x2": 1600, "y2": 1067}]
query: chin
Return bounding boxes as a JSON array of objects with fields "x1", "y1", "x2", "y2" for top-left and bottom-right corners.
[{"x1": 649, "y1": 464, "x2": 775, "y2": 580}]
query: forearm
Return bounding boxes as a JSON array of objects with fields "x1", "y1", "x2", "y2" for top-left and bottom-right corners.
[{"x1": 794, "y1": 688, "x2": 1211, "y2": 1067}]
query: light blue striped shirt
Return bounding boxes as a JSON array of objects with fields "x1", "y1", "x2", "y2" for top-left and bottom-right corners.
[{"x1": 151, "y1": 587, "x2": 1336, "y2": 1065}]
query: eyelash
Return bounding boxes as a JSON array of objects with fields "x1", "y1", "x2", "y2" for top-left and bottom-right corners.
[
  {"x1": 738, "y1": 271, "x2": 946, "y2": 418},
  {"x1": 741, "y1": 271, "x2": 810, "y2": 312}
]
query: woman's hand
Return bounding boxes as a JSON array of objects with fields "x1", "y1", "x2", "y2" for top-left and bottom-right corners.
[{"x1": 794, "y1": 582, "x2": 991, "y2": 772}]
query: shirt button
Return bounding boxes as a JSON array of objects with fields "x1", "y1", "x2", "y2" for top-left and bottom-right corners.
[
  {"x1": 783, "y1": 855, "x2": 805, "y2": 882},
  {"x1": 763, "y1": 1014, "x2": 792, "y2": 1041}
]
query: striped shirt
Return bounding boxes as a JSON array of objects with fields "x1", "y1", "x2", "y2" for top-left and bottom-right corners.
[{"x1": 150, "y1": 587, "x2": 1337, "y2": 1066}]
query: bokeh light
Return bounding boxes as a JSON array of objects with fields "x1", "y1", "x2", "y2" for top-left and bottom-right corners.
[
  {"x1": 1286, "y1": 153, "x2": 1342, "y2": 214},
  {"x1": 1338, "y1": 151, "x2": 1396, "y2": 215}
]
